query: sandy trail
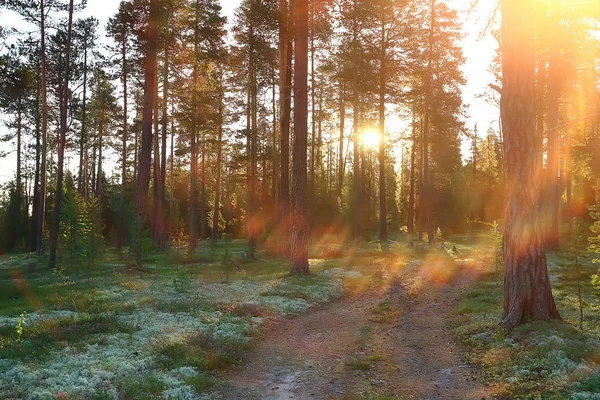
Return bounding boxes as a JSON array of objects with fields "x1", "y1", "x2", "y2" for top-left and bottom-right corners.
[{"x1": 213, "y1": 252, "x2": 495, "y2": 399}]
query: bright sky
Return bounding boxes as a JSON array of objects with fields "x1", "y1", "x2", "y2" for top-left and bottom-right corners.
[{"x1": 0, "y1": 0, "x2": 499, "y2": 185}]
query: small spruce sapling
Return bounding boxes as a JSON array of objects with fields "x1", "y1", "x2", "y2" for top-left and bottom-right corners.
[
  {"x1": 489, "y1": 221, "x2": 503, "y2": 276},
  {"x1": 568, "y1": 218, "x2": 586, "y2": 331}
]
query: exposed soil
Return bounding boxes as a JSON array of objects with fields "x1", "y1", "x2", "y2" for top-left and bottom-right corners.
[{"x1": 213, "y1": 252, "x2": 496, "y2": 399}]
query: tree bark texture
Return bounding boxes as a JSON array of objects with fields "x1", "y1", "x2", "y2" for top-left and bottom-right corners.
[{"x1": 501, "y1": 0, "x2": 561, "y2": 329}]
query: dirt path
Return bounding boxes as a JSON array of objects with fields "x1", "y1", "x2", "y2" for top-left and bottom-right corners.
[{"x1": 213, "y1": 254, "x2": 495, "y2": 399}]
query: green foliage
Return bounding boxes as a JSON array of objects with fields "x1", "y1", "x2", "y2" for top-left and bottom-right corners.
[
  {"x1": 153, "y1": 329, "x2": 249, "y2": 371},
  {"x1": 14, "y1": 311, "x2": 24, "y2": 342},
  {"x1": 489, "y1": 221, "x2": 503, "y2": 274},
  {"x1": 59, "y1": 182, "x2": 86, "y2": 270}
]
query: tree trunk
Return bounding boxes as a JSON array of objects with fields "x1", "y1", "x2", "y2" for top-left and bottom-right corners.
[
  {"x1": 160, "y1": 44, "x2": 168, "y2": 246},
  {"x1": 279, "y1": 0, "x2": 292, "y2": 258},
  {"x1": 31, "y1": 59, "x2": 41, "y2": 252},
  {"x1": 200, "y1": 132, "x2": 206, "y2": 241},
  {"x1": 96, "y1": 117, "x2": 103, "y2": 198},
  {"x1": 338, "y1": 81, "x2": 345, "y2": 209},
  {"x1": 378, "y1": 11, "x2": 387, "y2": 241},
  {"x1": 132, "y1": 0, "x2": 158, "y2": 264},
  {"x1": 310, "y1": 10, "x2": 316, "y2": 206},
  {"x1": 189, "y1": 0, "x2": 199, "y2": 252},
  {"x1": 546, "y1": 1, "x2": 560, "y2": 248},
  {"x1": 79, "y1": 35, "x2": 88, "y2": 195},
  {"x1": 152, "y1": 56, "x2": 163, "y2": 248},
  {"x1": 271, "y1": 63, "x2": 278, "y2": 201},
  {"x1": 500, "y1": 0, "x2": 561, "y2": 329},
  {"x1": 247, "y1": 15, "x2": 258, "y2": 259},
  {"x1": 36, "y1": 0, "x2": 48, "y2": 256},
  {"x1": 290, "y1": 0, "x2": 309, "y2": 274},
  {"x1": 408, "y1": 114, "x2": 416, "y2": 235},
  {"x1": 49, "y1": 0, "x2": 74, "y2": 269},
  {"x1": 170, "y1": 100, "x2": 175, "y2": 222},
  {"x1": 422, "y1": 0, "x2": 435, "y2": 245},
  {"x1": 122, "y1": 30, "x2": 128, "y2": 189},
  {"x1": 213, "y1": 69, "x2": 224, "y2": 241},
  {"x1": 117, "y1": 28, "x2": 127, "y2": 252},
  {"x1": 352, "y1": 3, "x2": 360, "y2": 240}
]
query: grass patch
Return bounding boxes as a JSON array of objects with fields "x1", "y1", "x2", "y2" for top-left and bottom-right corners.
[
  {"x1": 0, "y1": 313, "x2": 134, "y2": 360},
  {"x1": 451, "y1": 251, "x2": 600, "y2": 399},
  {"x1": 118, "y1": 372, "x2": 166, "y2": 399},
  {"x1": 153, "y1": 330, "x2": 250, "y2": 371}
]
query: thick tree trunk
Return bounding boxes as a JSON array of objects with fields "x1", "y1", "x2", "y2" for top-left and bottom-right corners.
[
  {"x1": 500, "y1": 0, "x2": 561, "y2": 329},
  {"x1": 49, "y1": 0, "x2": 74, "y2": 269},
  {"x1": 422, "y1": 0, "x2": 435, "y2": 245},
  {"x1": 290, "y1": 0, "x2": 309, "y2": 274}
]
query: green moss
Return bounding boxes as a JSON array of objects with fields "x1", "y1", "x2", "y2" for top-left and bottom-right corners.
[{"x1": 118, "y1": 373, "x2": 165, "y2": 399}]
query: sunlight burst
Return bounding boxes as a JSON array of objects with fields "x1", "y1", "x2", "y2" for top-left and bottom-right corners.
[{"x1": 362, "y1": 129, "x2": 380, "y2": 149}]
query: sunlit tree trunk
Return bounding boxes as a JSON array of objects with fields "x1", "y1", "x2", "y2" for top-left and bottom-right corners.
[
  {"x1": 546, "y1": 0, "x2": 560, "y2": 248},
  {"x1": 338, "y1": 80, "x2": 345, "y2": 209},
  {"x1": 501, "y1": 0, "x2": 561, "y2": 329},
  {"x1": 422, "y1": 0, "x2": 435, "y2": 245},
  {"x1": 189, "y1": 0, "x2": 200, "y2": 252},
  {"x1": 352, "y1": 1, "x2": 360, "y2": 240},
  {"x1": 213, "y1": 69, "x2": 224, "y2": 242},
  {"x1": 408, "y1": 113, "x2": 416, "y2": 235},
  {"x1": 290, "y1": 0, "x2": 309, "y2": 274}
]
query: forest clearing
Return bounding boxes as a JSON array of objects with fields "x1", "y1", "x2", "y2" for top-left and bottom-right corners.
[{"x1": 2, "y1": 0, "x2": 600, "y2": 398}]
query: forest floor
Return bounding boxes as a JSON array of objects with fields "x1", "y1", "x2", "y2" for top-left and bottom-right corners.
[
  {"x1": 214, "y1": 242, "x2": 495, "y2": 400},
  {"x1": 2, "y1": 235, "x2": 600, "y2": 399}
]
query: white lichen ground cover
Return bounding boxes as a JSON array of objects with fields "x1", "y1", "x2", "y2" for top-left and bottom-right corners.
[
  {"x1": 451, "y1": 251, "x2": 600, "y2": 399},
  {"x1": 0, "y1": 255, "x2": 363, "y2": 400}
]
